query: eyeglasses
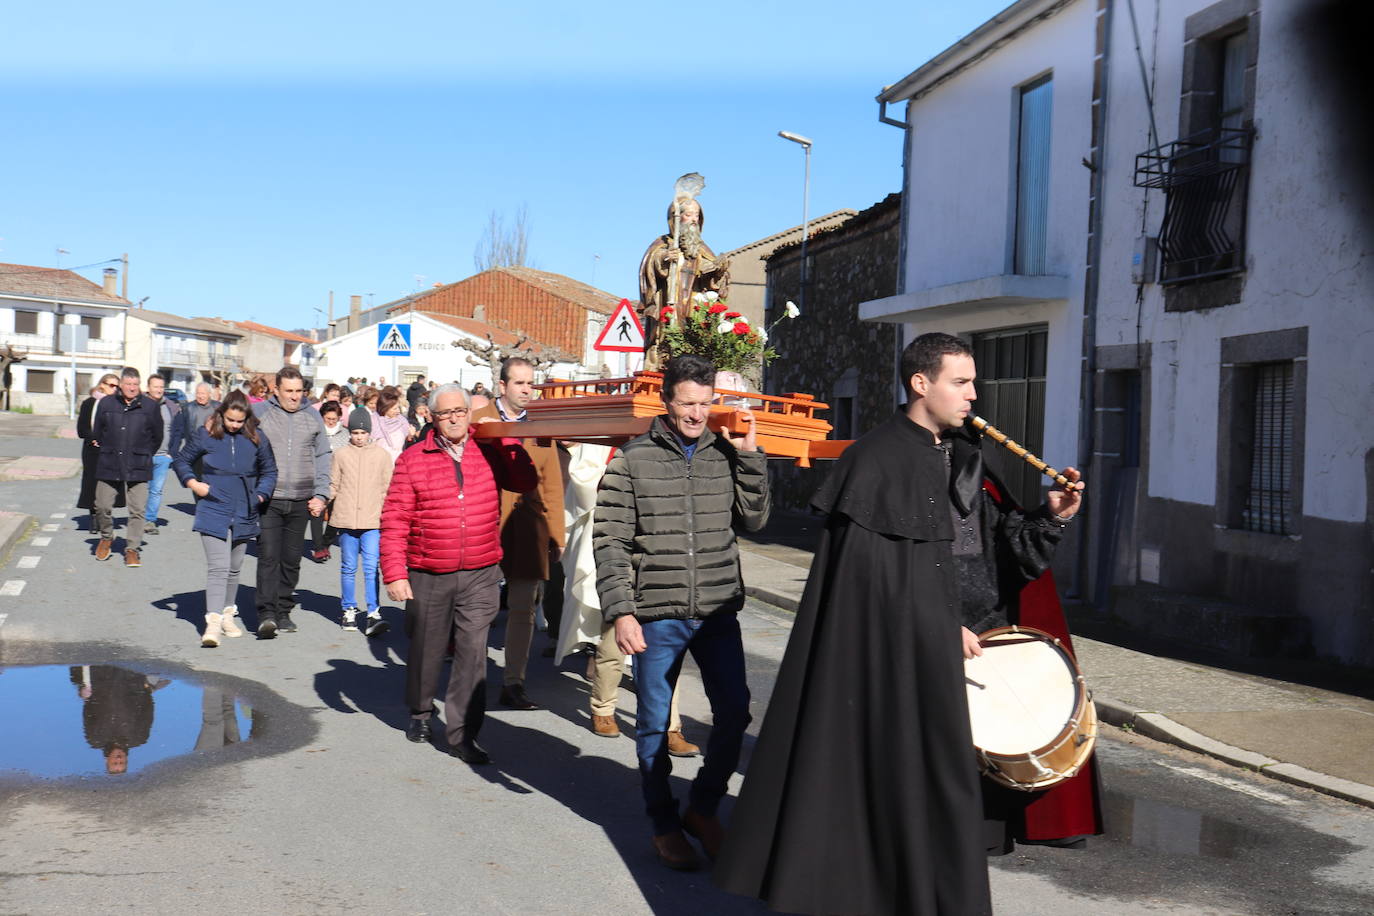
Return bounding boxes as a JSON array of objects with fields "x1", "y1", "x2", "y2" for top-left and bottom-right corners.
[{"x1": 433, "y1": 408, "x2": 470, "y2": 421}]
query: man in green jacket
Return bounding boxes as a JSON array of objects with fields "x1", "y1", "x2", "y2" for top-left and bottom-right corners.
[{"x1": 593, "y1": 353, "x2": 770, "y2": 871}]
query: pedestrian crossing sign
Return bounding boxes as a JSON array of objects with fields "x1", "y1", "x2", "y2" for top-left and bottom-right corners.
[
  {"x1": 593, "y1": 299, "x2": 646, "y2": 353},
  {"x1": 377, "y1": 323, "x2": 411, "y2": 356}
]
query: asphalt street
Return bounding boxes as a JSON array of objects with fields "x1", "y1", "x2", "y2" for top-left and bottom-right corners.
[{"x1": 2, "y1": 429, "x2": 1374, "y2": 915}]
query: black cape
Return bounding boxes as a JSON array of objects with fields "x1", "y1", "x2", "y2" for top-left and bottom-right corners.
[{"x1": 716, "y1": 412, "x2": 991, "y2": 916}]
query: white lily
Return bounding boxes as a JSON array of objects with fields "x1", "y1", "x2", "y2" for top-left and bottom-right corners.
[
  {"x1": 784, "y1": 300, "x2": 800, "y2": 319},
  {"x1": 692, "y1": 292, "x2": 706, "y2": 305},
  {"x1": 704, "y1": 291, "x2": 719, "y2": 302},
  {"x1": 716, "y1": 320, "x2": 734, "y2": 333}
]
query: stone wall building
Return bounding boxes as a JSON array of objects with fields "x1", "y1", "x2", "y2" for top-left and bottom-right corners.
[
  {"x1": 720, "y1": 210, "x2": 857, "y2": 329},
  {"x1": 762, "y1": 194, "x2": 902, "y2": 512}
]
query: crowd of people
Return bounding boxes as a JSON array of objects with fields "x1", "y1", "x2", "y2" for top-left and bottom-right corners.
[{"x1": 73, "y1": 341, "x2": 1096, "y2": 914}]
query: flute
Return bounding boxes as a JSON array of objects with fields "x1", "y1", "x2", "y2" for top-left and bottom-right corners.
[{"x1": 968, "y1": 415, "x2": 1080, "y2": 489}]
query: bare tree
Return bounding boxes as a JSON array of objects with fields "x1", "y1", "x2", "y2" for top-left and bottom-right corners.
[
  {"x1": 451, "y1": 332, "x2": 565, "y2": 391},
  {"x1": 473, "y1": 205, "x2": 532, "y2": 272}
]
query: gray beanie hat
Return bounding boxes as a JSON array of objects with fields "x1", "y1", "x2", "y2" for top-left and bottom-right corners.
[{"x1": 348, "y1": 406, "x2": 373, "y2": 434}]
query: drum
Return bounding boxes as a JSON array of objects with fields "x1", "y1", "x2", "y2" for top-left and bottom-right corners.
[{"x1": 964, "y1": 625, "x2": 1098, "y2": 792}]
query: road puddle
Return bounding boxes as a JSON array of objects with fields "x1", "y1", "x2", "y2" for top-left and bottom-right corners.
[
  {"x1": 0, "y1": 663, "x2": 255, "y2": 779},
  {"x1": 1102, "y1": 789, "x2": 1271, "y2": 859}
]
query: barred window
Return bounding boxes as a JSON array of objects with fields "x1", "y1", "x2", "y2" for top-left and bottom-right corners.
[
  {"x1": 26, "y1": 369, "x2": 54, "y2": 394},
  {"x1": 972, "y1": 326, "x2": 1048, "y2": 507},
  {"x1": 1241, "y1": 361, "x2": 1294, "y2": 534}
]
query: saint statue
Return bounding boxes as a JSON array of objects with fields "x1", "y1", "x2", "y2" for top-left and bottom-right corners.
[{"x1": 639, "y1": 174, "x2": 731, "y2": 368}]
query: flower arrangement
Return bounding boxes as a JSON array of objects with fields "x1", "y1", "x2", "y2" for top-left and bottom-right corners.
[{"x1": 656, "y1": 292, "x2": 799, "y2": 375}]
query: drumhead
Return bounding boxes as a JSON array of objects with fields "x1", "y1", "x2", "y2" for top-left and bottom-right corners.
[{"x1": 965, "y1": 631, "x2": 1080, "y2": 755}]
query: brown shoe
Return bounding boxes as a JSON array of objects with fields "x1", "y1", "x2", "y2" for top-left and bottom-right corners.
[
  {"x1": 667, "y1": 730, "x2": 699, "y2": 757},
  {"x1": 95, "y1": 539, "x2": 113, "y2": 561},
  {"x1": 591, "y1": 714, "x2": 622, "y2": 738},
  {"x1": 682, "y1": 808, "x2": 725, "y2": 860},
  {"x1": 651, "y1": 830, "x2": 701, "y2": 871},
  {"x1": 123, "y1": 548, "x2": 141, "y2": 568},
  {"x1": 499, "y1": 684, "x2": 539, "y2": 710}
]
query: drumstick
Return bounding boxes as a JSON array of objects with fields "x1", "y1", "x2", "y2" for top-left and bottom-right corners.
[{"x1": 968, "y1": 416, "x2": 1081, "y2": 489}]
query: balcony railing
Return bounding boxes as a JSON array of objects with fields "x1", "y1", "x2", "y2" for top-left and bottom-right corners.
[
  {"x1": 1134, "y1": 127, "x2": 1253, "y2": 285},
  {"x1": 156, "y1": 348, "x2": 241, "y2": 371},
  {"x1": 0, "y1": 332, "x2": 124, "y2": 360}
]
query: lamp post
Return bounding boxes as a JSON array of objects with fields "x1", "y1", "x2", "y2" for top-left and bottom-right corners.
[{"x1": 777, "y1": 131, "x2": 813, "y2": 315}]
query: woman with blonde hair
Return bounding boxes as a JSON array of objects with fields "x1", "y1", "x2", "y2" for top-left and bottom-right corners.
[{"x1": 76, "y1": 373, "x2": 121, "y2": 520}]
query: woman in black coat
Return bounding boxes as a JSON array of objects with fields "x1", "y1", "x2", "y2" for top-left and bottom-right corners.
[{"x1": 76, "y1": 374, "x2": 120, "y2": 515}]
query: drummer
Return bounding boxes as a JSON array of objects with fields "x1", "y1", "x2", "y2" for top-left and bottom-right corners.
[
  {"x1": 938, "y1": 347, "x2": 1097, "y2": 856},
  {"x1": 718, "y1": 333, "x2": 1002, "y2": 915}
]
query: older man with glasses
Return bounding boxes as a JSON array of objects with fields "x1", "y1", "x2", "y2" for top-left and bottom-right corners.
[{"x1": 382, "y1": 384, "x2": 537, "y2": 764}]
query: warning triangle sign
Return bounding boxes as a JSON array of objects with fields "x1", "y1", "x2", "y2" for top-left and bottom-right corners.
[{"x1": 594, "y1": 299, "x2": 646, "y2": 353}]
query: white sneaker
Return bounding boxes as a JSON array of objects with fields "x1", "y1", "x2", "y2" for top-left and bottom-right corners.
[
  {"x1": 220, "y1": 605, "x2": 243, "y2": 638},
  {"x1": 341, "y1": 607, "x2": 359, "y2": 630}
]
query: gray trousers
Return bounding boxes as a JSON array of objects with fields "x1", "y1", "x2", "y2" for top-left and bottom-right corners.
[
  {"x1": 404, "y1": 564, "x2": 502, "y2": 746},
  {"x1": 201, "y1": 533, "x2": 248, "y2": 613},
  {"x1": 94, "y1": 480, "x2": 147, "y2": 550}
]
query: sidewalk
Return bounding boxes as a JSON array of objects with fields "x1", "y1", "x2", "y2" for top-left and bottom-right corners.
[{"x1": 738, "y1": 531, "x2": 1374, "y2": 810}]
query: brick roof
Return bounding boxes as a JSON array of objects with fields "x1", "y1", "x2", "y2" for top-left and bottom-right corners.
[
  {"x1": 229, "y1": 320, "x2": 314, "y2": 345},
  {"x1": 127, "y1": 307, "x2": 243, "y2": 337},
  {"x1": 0, "y1": 262, "x2": 130, "y2": 305},
  {"x1": 765, "y1": 194, "x2": 902, "y2": 260},
  {"x1": 426, "y1": 313, "x2": 575, "y2": 363},
  {"x1": 385, "y1": 267, "x2": 618, "y2": 317}
]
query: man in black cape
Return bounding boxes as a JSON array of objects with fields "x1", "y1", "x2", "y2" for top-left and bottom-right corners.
[{"x1": 718, "y1": 333, "x2": 1082, "y2": 914}]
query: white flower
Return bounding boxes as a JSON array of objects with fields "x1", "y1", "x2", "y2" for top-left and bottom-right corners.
[
  {"x1": 704, "y1": 291, "x2": 719, "y2": 302},
  {"x1": 784, "y1": 300, "x2": 800, "y2": 319},
  {"x1": 757, "y1": 326, "x2": 768, "y2": 343},
  {"x1": 716, "y1": 320, "x2": 734, "y2": 333},
  {"x1": 692, "y1": 292, "x2": 706, "y2": 305}
]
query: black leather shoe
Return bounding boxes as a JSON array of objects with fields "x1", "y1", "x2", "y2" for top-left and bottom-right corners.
[
  {"x1": 276, "y1": 612, "x2": 298, "y2": 634},
  {"x1": 256, "y1": 613, "x2": 277, "y2": 639},
  {"x1": 449, "y1": 740, "x2": 491, "y2": 765},
  {"x1": 499, "y1": 684, "x2": 539, "y2": 710},
  {"x1": 406, "y1": 718, "x2": 432, "y2": 743}
]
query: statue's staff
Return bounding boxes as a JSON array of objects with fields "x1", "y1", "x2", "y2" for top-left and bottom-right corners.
[{"x1": 666, "y1": 172, "x2": 705, "y2": 309}]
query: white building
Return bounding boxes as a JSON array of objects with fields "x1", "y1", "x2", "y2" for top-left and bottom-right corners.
[
  {"x1": 865, "y1": 0, "x2": 1374, "y2": 667},
  {"x1": 124, "y1": 308, "x2": 243, "y2": 396},
  {"x1": 310, "y1": 310, "x2": 583, "y2": 392},
  {"x1": 0, "y1": 264, "x2": 130, "y2": 414}
]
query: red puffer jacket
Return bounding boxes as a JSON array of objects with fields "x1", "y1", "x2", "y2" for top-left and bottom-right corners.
[{"x1": 380, "y1": 428, "x2": 537, "y2": 583}]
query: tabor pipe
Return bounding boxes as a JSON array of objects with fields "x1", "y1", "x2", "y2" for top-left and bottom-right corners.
[{"x1": 968, "y1": 415, "x2": 1079, "y2": 489}]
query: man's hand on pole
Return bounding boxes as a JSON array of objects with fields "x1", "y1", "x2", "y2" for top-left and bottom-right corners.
[{"x1": 722, "y1": 409, "x2": 758, "y2": 453}]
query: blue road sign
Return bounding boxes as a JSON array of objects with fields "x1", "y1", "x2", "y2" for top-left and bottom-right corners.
[{"x1": 377, "y1": 322, "x2": 411, "y2": 357}]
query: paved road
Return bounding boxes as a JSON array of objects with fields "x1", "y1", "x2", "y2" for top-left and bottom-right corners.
[{"x1": 2, "y1": 431, "x2": 1373, "y2": 914}]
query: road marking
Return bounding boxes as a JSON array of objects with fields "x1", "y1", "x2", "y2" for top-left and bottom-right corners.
[
  {"x1": 1154, "y1": 761, "x2": 1300, "y2": 806},
  {"x1": 16, "y1": 556, "x2": 39, "y2": 569},
  {"x1": 0, "y1": 580, "x2": 26, "y2": 596},
  {"x1": 40, "y1": 523, "x2": 59, "y2": 532},
  {"x1": 49, "y1": 512, "x2": 66, "y2": 519},
  {"x1": 31, "y1": 537, "x2": 51, "y2": 547}
]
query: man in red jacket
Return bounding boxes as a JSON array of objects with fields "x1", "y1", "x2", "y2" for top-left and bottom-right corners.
[{"x1": 382, "y1": 383, "x2": 537, "y2": 764}]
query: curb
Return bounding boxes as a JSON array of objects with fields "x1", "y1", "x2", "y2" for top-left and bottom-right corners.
[
  {"x1": 1093, "y1": 696, "x2": 1374, "y2": 809},
  {"x1": 744, "y1": 584, "x2": 799, "y2": 614},
  {"x1": 0, "y1": 511, "x2": 35, "y2": 567}
]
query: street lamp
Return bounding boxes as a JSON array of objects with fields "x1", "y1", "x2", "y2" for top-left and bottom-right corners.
[{"x1": 778, "y1": 131, "x2": 813, "y2": 315}]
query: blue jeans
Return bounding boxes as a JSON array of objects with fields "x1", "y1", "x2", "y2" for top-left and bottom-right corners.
[
  {"x1": 146, "y1": 454, "x2": 173, "y2": 523},
  {"x1": 337, "y1": 528, "x2": 380, "y2": 613},
  {"x1": 634, "y1": 613, "x2": 751, "y2": 835}
]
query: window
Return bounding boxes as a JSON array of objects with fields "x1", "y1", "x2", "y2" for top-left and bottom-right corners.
[
  {"x1": 972, "y1": 326, "x2": 1048, "y2": 507},
  {"x1": 26, "y1": 369, "x2": 54, "y2": 394},
  {"x1": 76, "y1": 372, "x2": 93, "y2": 395},
  {"x1": 1014, "y1": 76, "x2": 1053, "y2": 275},
  {"x1": 80, "y1": 315, "x2": 101, "y2": 339},
  {"x1": 1240, "y1": 362, "x2": 1295, "y2": 534},
  {"x1": 831, "y1": 367, "x2": 858, "y2": 441},
  {"x1": 14, "y1": 310, "x2": 38, "y2": 335}
]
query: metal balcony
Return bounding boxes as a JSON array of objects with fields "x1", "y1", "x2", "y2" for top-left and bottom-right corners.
[{"x1": 1134, "y1": 127, "x2": 1253, "y2": 285}]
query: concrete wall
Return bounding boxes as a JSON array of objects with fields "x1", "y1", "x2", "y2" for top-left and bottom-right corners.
[{"x1": 1096, "y1": 0, "x2": 1374, "y2": 664}]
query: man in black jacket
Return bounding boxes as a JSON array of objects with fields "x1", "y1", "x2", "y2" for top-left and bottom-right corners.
[
  {"x1": 593, "y1": 354, "x2": 769, "y2": 871},
  {"x1": 91, "y1": 367, "x2": 163, "y2": 566}
]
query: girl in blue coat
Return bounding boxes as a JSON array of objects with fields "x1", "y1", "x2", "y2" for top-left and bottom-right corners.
[{"x1": 174, "y1": 391, "x2": 278, "y2": 647}]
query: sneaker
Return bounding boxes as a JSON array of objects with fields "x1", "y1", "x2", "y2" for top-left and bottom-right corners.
[
  {"x1": 276, "y1": 612, "x2": 298, "y2": 634},
  {"x1": 364, "y1": 612, "x2": 390, "y2": 638},
  {"x1": 257, "y1": 613, "x2": 278, "y2": 640},
  {"x1": 144, "y1": 524, "x2": 160, "y2": 536},
  {"x1": 123, "y1": 548, "x2": 141, "y2": 568},
  {"x1": 341, "y1": 607, "x2": 359, "y2": 631},
  {"x1": 95, "y1": 538, "x2": 113, "y2": 561}
]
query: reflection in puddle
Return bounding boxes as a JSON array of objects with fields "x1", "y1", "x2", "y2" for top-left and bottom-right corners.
[
  {"x1": 1103, "y1": 789, "x2": 1272, "y2": 859},
  {"x1": 0, "y1": 664, "x2": 254, "y2": 779}
]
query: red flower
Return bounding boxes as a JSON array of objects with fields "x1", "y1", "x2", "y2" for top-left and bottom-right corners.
[
  {"x1": 724, "y1": 311, "x2": 741, "y2": 319},
  {"x1": 708, "y1": 303, "x2": 727, "y2": 314},
  {"x1": 733, "y1": 322, "x2": 749, "y2": 335},
  {"x1": 661, "y1": 306, "x2": 674, "y2": 317}
]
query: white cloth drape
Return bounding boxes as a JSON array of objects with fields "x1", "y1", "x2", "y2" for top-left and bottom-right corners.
[{"x1": 555, "y1": 443, "x2": 614, "y2": 662}]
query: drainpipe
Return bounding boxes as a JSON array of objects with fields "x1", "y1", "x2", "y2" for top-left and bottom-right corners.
[{"x1": 878, "y1": 99, "x2": 912, "y2": 406}]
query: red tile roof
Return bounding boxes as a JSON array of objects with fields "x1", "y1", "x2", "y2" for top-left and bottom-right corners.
[
  {"x1": 0, "y1": 262, "x2": 130, "y2": 305},
  {"x1": 230, "y1": 320, "x2": 314, "y2": 345},
  {"x1": 426, "y1": 313, "x2": 575, "y2": 363}
]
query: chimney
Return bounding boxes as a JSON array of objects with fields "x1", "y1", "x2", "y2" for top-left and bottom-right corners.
[
  {"x1": 473, "y1": 304, "x2": 486, "y2": 322},
  {"x1": 102, "y1": 268, "x2": 118, "y2": 296},
  {"x1": 350, "y1": 294, "x2": 362, "y2": 327}
]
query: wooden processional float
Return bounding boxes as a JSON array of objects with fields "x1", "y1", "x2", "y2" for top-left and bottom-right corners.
[{"x1": 469, "y1": 372, "x2": 851, "y2": 467}]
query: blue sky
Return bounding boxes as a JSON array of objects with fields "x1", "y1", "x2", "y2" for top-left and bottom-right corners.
[{"x1": 3, "y1": 1, "x2": 1012, "y2": 333}]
